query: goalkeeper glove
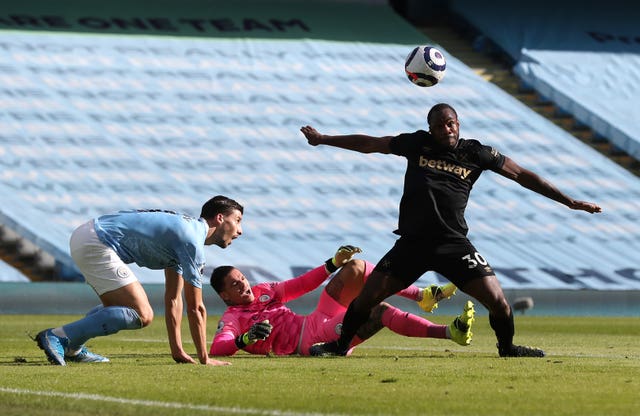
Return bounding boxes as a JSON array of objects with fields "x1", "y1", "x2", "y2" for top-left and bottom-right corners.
[
  {"x1": 235, "y1": 320, "x2": 272, "y2": 349},
  {"x1": 325, "y1": 245, "x2": 362, "y2": 273}
]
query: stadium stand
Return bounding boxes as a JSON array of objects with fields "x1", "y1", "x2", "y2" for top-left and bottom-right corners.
[
  {"x1": 1, "y1": 1, "x2": 639, "y2": 316},
  {"x1": 0, "y1": 260, "x2": 29, "y2": 282},
  {"x1": 0, "y1": 224, "x2": 56, "y2": 281},
  {"x1": 444, "y1": 0, "x2": 640, "y2": 163}
]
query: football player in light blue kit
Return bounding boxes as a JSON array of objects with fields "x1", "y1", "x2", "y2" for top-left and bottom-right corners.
[{"x1": 35, "y1": 195, "x2": 244, "y2": 366}]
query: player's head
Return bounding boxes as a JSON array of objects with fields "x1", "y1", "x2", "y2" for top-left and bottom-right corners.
[
  {"x1": 200, "y1": 195, "x2": 244, "y2": 219},
  {"x1": 211, "y1": 265, "x2": 254, "y2": 306},
  {"x1": 201, "y1": 195, "x2": 244, "y2": 248},
  {"x1": 427, "y1": 103, "x2": 459, "y2": 149}
]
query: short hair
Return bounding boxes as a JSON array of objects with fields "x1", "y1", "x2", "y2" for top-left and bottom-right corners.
[
  {"x1": 427, "y1": 103, "x2": 457, "y2": 125},
  {"x1": 210, "y1": 265, "x2": 235, "y2": 294},
  {"x1": 200, "y1": 195, "x2": 243, "y2": 219}
]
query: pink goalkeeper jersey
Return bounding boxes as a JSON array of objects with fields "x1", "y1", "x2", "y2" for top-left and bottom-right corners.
[{"x1": 210, "y1": 265, "x2": 330, "y2": 356}]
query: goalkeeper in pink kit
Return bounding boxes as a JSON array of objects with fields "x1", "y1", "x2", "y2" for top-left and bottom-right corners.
[{"x1": 209, "y1": 245, "x2": 475, "y2": 356}]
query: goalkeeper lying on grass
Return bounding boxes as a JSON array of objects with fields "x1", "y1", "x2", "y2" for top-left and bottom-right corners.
[{"x1": 209, "y1": 245, "x2": 474, "y2": 356}]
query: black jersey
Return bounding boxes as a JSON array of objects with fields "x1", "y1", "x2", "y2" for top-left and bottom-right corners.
[{"x1": 389, "y1": 129, "x2": 505, "y2": 239}]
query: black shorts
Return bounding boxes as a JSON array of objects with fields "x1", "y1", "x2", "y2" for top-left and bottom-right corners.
[{"x1": 373, "y1": 235, "x2": 495, "y2": 288}]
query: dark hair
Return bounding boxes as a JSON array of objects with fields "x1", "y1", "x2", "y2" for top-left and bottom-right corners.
[
  {"x1": 200, "y1": 195, "x2": 243, "y2": 219},
  {"x1": 427, "y1": 103, "x2": 457, "y2": 125},
  {"x1": 210, "y1": 265, "x2": 235, "y2": 293}
]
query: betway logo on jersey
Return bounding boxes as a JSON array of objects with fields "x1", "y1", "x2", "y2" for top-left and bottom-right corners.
[{"x1": 419, "y1": 156, "x2": 471, "y2": 179}]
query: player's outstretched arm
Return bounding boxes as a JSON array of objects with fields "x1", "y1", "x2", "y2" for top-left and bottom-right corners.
[
  {"x1": 300, "y1": 125, "x2": 392, "y2": 154},
  {"x1": 164, "y1": 268, "x2": 196, "y2": 364},
  {"x1": 184, "y1": 282, "x2": 231, "y2": 366},
  {"x1": 564, "y1": 199, "x2": 602, "y2": 213},
  {"x1": 499, "y1": 156, "x2": 602, "y2": 213}
]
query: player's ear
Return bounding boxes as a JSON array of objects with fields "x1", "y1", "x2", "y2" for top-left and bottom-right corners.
[
  {"x1": 204, "y1": 213, "x2": 224, "y2": 229},
  {"x1": 219, "y1": 290, "x2": 231, "y2": 303}
]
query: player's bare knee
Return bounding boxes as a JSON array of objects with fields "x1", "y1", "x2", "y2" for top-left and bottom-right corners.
[
  {"x1": 137, "y1": 307, "x2": 154, "y2": 327},
  {"x1": 326, "y1": 259, "x2": 367, "y2": 301},
  {"x1": 341, "y1": 259, "x2": 366, "y2": 281}
]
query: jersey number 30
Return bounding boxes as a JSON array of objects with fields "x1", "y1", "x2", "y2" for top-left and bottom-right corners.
[{"x1": 462, "y1": 252, "x2": 488, "y2": 269}]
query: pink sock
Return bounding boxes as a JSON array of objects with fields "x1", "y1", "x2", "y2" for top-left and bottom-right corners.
[
  {"x1": 362, "y1": 261, "x2": 421, "y2": 301},
  {"x1": 396, "y1": 285, "x2": 421, "y2": 301},
  {"x1": 381, "y1": 305, "x2": 447, "y2": 339}
]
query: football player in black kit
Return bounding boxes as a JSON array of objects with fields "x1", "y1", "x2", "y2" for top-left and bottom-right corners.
[{"x1": 300, "y1": 103, "x2": 602, "y2": 357}]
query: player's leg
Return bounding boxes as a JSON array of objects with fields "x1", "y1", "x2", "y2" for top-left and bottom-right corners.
[
  {"x1": 324, "y1": 258, "x2": 456, "y2": 314},
  {"x1": 459, "y1": 274, "x2": 510, "y2": 340},
  {"x1": 58, "y1": 274, "x2": 149, "y2": 356},
  {"x1": 36, "y1": 221, "x2": 147, "y2": 365},
  {"x1": 355, "y1": 301, "x2": 474, "y2": 345},
  {"x1": 311, "y1": 238, "x2": 430, "y2": 356},
  {"x1": 461, "y1": 276, "x2": 544, "y2": 357},
  {"x1": 324, "y1": 258, "x2": 368, "y2": 308},
  {"x1": 307, "y1": 293, "x2": 474, "y2": 355},
  {"x1": 45, "y1": 285, "x2": 148, "y2": 365},
  {"x1": 361, "y1": 302, "x2": 447, "y2": 339},
  {"x1": 305, "y1": 260, "x2": 380, "y2": 355},
  {"x1": 307, "y1": 299, "x2": 461, "y2": 354},
  {"x1": 439, "y1": 239, "x2": 544, "y2": 358},
  {"x1": 300, "y1": 304, "x2": 386, "y2": 356},
  {"x1": 310, "y1": 268, "x2": 409, "y2": 356},
  {"x1": 98, "y1": 280, "x2": 153, "y2": 327}
]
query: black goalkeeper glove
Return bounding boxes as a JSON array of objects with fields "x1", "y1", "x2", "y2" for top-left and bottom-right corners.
[{"x1": 235, "y1": 320, "x2": 273, "y2": 349}]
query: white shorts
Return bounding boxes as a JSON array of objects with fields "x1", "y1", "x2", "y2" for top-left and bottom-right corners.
[{"x1": 69, "y1": 220, "x2": 138, "y2": 296}]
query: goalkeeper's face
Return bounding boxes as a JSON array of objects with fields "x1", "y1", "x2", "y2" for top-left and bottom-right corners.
[{"x1": 220, "y1": 268, "x2": 255, "y2": 305}]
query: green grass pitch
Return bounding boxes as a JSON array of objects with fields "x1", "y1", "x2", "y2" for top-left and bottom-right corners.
[{"x1": 1, "y1": 314, "x2": 638, "y2": 416}]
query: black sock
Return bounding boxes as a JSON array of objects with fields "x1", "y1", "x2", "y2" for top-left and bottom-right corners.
[
  {"x1": 336, "y1": 302, "x2": 371, "y2": 351},
  {"x1": 489, "y1": 311, "x2": 514, "y2": 352}
]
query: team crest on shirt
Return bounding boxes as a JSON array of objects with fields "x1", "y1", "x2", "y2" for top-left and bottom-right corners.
[
  {"x1": 216, "y1": 320, "x2": 225, "y2": 334},
  {"x1": 259, "y1": 294, "x2": 271, "y2": 302},
  {"x1": 335, "y1": 323, "x2": 343, "y2": 335},
  {"x1": 116, "y1": 266, "x2": 130, "y2": 279}
]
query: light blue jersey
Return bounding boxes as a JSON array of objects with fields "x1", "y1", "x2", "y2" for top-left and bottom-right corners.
[{"x1": 93, "y1": 210, "x2": 208, "y2": 288}]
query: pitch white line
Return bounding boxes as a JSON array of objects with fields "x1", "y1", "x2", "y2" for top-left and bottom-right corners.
[{"x1": 0, "y1": 387, "x2": 346, "y2": 416}]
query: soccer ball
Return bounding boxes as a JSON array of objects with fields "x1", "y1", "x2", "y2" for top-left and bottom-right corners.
[{"x1": 404, "y1": 45, "x2": 446, "y2": 87}]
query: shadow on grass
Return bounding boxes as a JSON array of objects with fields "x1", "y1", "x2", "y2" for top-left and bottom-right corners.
[{"x1": 0, "y1": 352, "x2": 182, "y2": 366}]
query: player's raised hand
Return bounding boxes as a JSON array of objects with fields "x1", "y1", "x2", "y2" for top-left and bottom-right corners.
[
  {"x1": 300, "y1": 125, "x2": 323, "y2": 146},
  {"x1": 332, "y1": 245, "x2": 363, "y2": 267},
  {"x1": 568, "y1": 200, "x2": 602, "y2": 214}
]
